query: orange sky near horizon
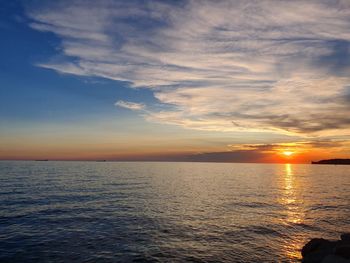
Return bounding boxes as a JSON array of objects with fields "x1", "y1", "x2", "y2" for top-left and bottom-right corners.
[
  {"x1": 1, "y1": 139, "x2": 347, "y2": 163},
  {"x1": 2, "y1": 1, "x2": 350, "y2": 164}
]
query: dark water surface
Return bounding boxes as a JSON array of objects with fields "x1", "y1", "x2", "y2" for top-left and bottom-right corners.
[{"x1": 1, "y1": 161, "x2": 349, "y2": 262}]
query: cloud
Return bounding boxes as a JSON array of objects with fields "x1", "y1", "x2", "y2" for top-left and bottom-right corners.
[
  {"x1": 228, "y1": 140, "x2": 347, "y2": 152},
  {"x1": 183, "y1": 139, "x2": 350, "y2": 163},
  {"x1": 27, "y1": 0, "x2": 350, "y2": 135},
  {"x1": 115, "y1": 100, "x2": 145, "y2": 111}
]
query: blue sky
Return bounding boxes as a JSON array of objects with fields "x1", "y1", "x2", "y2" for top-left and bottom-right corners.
[
  {"x1": 0, "y1": 0, "x2": 156, "y2": 124},
  {"x1": 1, "y1": 0, "x2": 350, "y2": 162}
]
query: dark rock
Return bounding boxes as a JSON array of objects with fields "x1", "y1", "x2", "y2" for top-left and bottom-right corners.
[
  {"x1": 302, "y1": 238, "x2": 335, "y2": 263},
  {"x1": 341, "y1": 233, "x2": 350, "y2": 242},
  {"x1": 335, "y1": 245, "x2": 350, "y2": 259},
  {"x1": 301, "y1": 234, "x2": 350, "y2": 263},
  {"x1": 301, "y1": 238, "x2": 332, "y2": 257},
  {"x1": 322, "y1": 255, "x2": 350, "y2": 263}
]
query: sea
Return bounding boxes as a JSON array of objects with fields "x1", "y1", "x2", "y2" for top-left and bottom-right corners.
[{"x1": 0, "y1": 161, "x2": 349, "y2": 262}]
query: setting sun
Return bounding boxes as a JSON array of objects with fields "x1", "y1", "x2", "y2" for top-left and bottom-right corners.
[{"x1": 283, "y1": 151, "x2": 294, "y2": 157}]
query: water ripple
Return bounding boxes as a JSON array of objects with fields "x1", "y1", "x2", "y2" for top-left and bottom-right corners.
[{"x1": 1, "y1": 161, "x2": 349, "y2": 262}]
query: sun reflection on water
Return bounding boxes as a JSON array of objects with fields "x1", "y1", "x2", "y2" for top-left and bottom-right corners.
[
  {"x1": 282, "y1": 164, "x2": 304, "y2": 223},
  {"x1": 280, "y1": 164, "x2": 305, "y2": 261}
]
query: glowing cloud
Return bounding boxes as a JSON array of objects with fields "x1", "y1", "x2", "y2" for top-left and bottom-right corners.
[{"x1": 27, "y1": 0, "x2": 350, "y2": 135}]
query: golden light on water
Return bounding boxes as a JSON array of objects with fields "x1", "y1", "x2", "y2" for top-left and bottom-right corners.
[
  {"x1": 283, "y1": 164, "x2": 302, "y2": 224},
  {"x1": 280, "y1": 163, "x2": 305, "y2": 261},
  {"x1": 285, "y1": 163, "x2": 293, "y2": 176}
]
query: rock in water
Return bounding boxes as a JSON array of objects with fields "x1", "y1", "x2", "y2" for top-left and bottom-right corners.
[
  {"x1": 301, "y1": 234, "x2": 350, "y2": 263},
  {"x1": 335, "y1": 245, "x2": 350, "y2": 259},
  {"x1": 322, "y1": 255, "x2": 350, "y2": 263},
  {"x1": 341, "y1": 233, "x2": 350, "y2": 242},
  {"x1": 301, "y1": 238, "x2": 335, "y2": 263}
]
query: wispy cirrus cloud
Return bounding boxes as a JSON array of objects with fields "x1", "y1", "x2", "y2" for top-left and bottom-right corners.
[
  {"x1": 115, "y1": 100, "x2": 145, "y2": 111},
  {"x1": 27, "y1": 0, "x2": 350, "y2": 135}
]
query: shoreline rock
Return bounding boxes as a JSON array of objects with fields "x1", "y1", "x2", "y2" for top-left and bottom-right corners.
[{"x1": 302, "y1": 234, "x2": 350, "y2": 263}]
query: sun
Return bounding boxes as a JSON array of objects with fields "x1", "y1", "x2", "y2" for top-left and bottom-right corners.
[{"x1": 283, "y1": 151, "x2": 294, "y2": 157}]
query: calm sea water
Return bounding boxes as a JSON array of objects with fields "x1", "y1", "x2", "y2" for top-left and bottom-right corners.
[{"x1": 0, "y1": 161, "x2": 349, "y2": 262}]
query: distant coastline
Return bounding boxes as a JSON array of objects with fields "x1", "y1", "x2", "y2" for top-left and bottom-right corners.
[{"x1": 312, "y1": 159, "x2": 350, "y2": 165}]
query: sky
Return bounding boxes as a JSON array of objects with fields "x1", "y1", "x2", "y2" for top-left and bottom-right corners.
[{"x1": 1, "y1": 0, "x2": 350, "y2": 163}]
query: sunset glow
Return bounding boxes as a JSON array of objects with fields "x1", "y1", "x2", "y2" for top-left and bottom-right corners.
[
  {"x1": 2, "y1": 2, "x2": 350, "y2": 263},
  {"x1": 1, "y1": 0, "x2": 350, "y2": 163}
]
